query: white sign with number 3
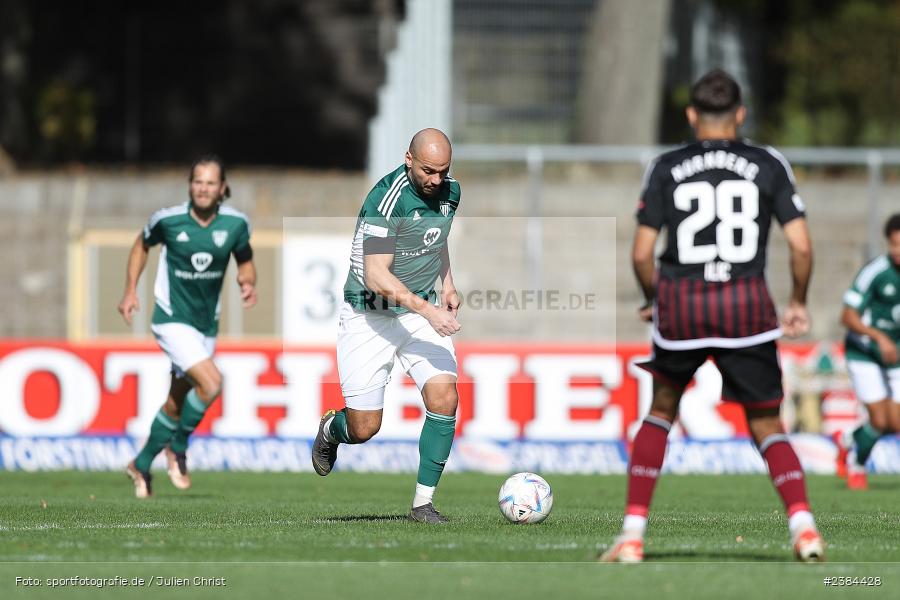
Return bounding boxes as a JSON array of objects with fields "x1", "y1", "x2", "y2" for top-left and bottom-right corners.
[{"x1": 282, "y1": 235, "x2": 349, "y2": 344}]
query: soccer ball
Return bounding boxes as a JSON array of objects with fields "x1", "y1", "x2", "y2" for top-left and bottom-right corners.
[{"x1": 498, "y1": 472, "x2": 553, "y2": 524}]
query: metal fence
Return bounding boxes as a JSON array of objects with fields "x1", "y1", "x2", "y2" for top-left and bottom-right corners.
[
  {"x1": 5, "y1": 144, "x2": 900, "y2": 340},
  {"x1": 454, "y1": 143, "x2": 900, "y2": 276},
  {"x1": 452, "y1": 0, "x2": 597, "y2": 144}
]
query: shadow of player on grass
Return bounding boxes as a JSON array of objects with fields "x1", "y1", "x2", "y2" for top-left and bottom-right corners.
[
  {"x1": 645, "y1": 550, "x2": 783, "y2": 561},
  {"x1": 319, "y1": 515, "x2": 409, "y2": 523}
]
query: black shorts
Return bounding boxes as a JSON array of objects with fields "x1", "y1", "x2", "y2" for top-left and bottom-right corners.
[{"x1": 636, "y1": 341, "x2": 784, "y2": 409}]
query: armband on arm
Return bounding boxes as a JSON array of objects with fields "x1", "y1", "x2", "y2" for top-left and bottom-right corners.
[{"x1": 233, "y1": 245, "x2": 254, "y2": 264}]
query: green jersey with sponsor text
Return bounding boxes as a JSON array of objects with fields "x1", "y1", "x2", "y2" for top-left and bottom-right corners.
[
  {"x1": 144, "y1": 202, "x2": 252, "y2": 336},
  {"x1": 343, "y1": 164, "x2": 460, "y2": 314},
  {"x1": 843, "y1": 254, "x2": 900, "y2": 366}
]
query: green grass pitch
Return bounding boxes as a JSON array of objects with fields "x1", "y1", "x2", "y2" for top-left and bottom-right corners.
[{"x1": 1, "y1": 471, "x2": 899, "y2": 599}]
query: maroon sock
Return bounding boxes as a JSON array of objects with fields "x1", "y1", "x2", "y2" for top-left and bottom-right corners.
[
  {"x1": 760, "y1": 434, "x2": 810, "y2": 516},
  {"x1": 625, "y1": 415, "x2": 671, "y2": 517}
]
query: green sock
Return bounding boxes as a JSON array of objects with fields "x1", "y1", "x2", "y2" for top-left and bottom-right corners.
[
  {"x1": 169, "y1": 389, "x2": 209, "y2": 454},
  {"x1": 134, "y1": 409, "x2": 178, "y2": 472},
  {"x1": 327, "y1": 409, "x2": 358, "y2": 444},
  {"x1": 416, "y1": 411, "x2": 456, "y2": 487},
  {"x1": 853, "y1": 423, "x2": 883, "y2": 465}
]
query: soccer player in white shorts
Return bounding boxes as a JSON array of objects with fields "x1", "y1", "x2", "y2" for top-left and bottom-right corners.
[
  {"x1": 312, "y1": 129, "x2": 462, "y2": 524},
  {"x1": 118, "y1": 155, "x2": 257, "y2": 498},
  {"x1": 336, "y1": 302, "x2": 458, "y2": 409},
  {"x1": 835, "y1": 214, "x2": 900, "y2": 489}
]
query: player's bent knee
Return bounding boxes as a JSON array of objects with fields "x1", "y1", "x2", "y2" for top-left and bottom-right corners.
[
  {"x1": 745, "y1": 410, "x2": 783, "y2": 446},
  {"x1": 426, "y1": 387, "x2": 458, "y2": 416},
  {"x1": 163, "y1": 399, "x2": 181, "y2": 419},
  {"x1": 867, "y1": 404, "x2": 889, "y2": 432},
  {"x1": 348, "y1": 421, "x2": 380, "y2": 443},
  {"x1": 353, "y1": 430, "x2": 377, "y2": 443},
  {"x1": 422, "y1": 374, "x2": 459, "y2": 415},
  {"x1": 648, "y1": 407, "x2": 676, "y2": 423},
  {"x1": 195, "y1": 384, "x2": 221, "y2": 405},
  {"x1": 748, "y1": 419, "x2": 782, "y2": 438},
  {"x1": 186, "y1": 361, "x2": 222, "y2": 403},
  {"x1": 887, "y1": 406, "x2": 900, "y2": 433},
  {"x1": 209, "y1": 370, "x2": 223, "y2": 392},
  {"x1": 649, "y1": 383, "x2": 682, "y2": 420},
  {"x1": 197, "y1": 371, "x2": 222, "y2": 402},
  {"x1": 437, "y1": 385, "x2": 459, "y2": 405}
]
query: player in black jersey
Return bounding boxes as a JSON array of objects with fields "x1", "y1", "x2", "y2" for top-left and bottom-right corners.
[{"x1": 601, "y1": 70, "x2": 824, "y2": 563}]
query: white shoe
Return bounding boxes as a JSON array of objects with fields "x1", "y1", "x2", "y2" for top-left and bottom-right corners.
[
  {"x1": 599, "y1": 534, "x2": 644, "y2": 563},
  {"x1": 164, "y1": 447, "x2": 192, "y2": 490},
  {"x1": 794, "y1": 528, "x2": 826, "y2": 562},
  {"x1": 125, "y1": 461, "x2": 152, "y2": 499}
]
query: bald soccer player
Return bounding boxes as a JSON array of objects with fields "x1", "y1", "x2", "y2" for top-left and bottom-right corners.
[{"x1": 312, "y1": 129, "x2": 462, "y2": 524}]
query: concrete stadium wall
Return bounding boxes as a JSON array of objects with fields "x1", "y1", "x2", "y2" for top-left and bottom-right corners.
[{"x1": 0, "y1": 168, "x2": 894, "y2": 343}]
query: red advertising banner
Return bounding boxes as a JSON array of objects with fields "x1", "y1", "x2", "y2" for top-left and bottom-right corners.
[
  {"x1": 0, "y1": 340, "x2": 841, "y2": 441},
  {"x1": 4, "y1": 340, "x2": 898, "y2": 474}
]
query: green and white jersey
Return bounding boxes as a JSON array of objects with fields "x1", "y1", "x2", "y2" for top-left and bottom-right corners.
[
  {"x1": 144, "y1": 202, "x2": 252, "y2": 336},
  {"x1": 343, "y1": 164, "x2": 460, "y2": 314},
  {"x1": 843, "y1": 254, "x2": 900, "y2": 365}
]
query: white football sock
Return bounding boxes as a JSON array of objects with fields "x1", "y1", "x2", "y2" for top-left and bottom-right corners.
[
  {"x1": 412, "y1": 483, "x2": 435, "y2": 508},
  {"x1": 847, "y1": 449, "x2": 866, "y2": 474},
  {"x1": 622, "y1": 514, "x2": 647, "y2": 538},
  {"x1": 841, "y1": 428, "x2": 855, "y2": 448},
  {"x1": 788, "y1": 510, "x2": 816, "y2": 539}
]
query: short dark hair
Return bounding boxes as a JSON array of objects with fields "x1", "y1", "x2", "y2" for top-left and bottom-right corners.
[
  {"x1": 884, "y1": 214, "x2": 900, "y2": 238},
  {"x1": 690, "y1": 69, "x2": 742, "y2": 115},
  {"x1": 189, "y1": 153, "x2": 231, "y2": 199}
]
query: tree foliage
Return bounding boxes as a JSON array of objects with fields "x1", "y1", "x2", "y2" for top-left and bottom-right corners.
[
  {"x1": 0, "y1": 0, "x2": 397, "y2": 167},
  {"x1": 771, "y1": 0, "x2": 900, "y2": 146}
]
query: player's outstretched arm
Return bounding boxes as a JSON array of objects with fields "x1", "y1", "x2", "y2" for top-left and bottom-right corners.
[
  {"x1": 237, "y1": 257, "x2": 257, "y2": 308},
  {"x1": 364, "y1": 253, "x2": 460, "y2": 336},
  {"x1": 117, "y1": 233, "x2": 150, "y2": 325},
  {"x1": 842, "y1": 305, "x2": 898, "y2": 365},
  {"x1": 439, "y1": 244, "x2": 460, "y2": 319},
  {"x1": 632, "y1": 225, "x2": 659, "y2": 322},
  {"x1": 782, "y1": 218, "x2": 813, "y2": 337}
]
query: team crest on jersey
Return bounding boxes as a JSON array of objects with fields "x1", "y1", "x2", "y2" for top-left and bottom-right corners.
[
  {"x1": 885, "y1": 283, "x2": 896, "y2": 296},
  {"x1": 191, "y1": 252, "x2": 213, "y2": 272},
  {"x1": 423, "y1": 227, "x2": 441, "y2": 246},
  {"x1": 212, "y1": 230, "x2": 228, "y2": 247},
  {"x1": 439, "y1": 202, "x2": 451, "y2": 217}
]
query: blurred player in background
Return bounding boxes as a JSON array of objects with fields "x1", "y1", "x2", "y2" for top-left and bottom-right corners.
[
  {"x1": 311, "y1": 128, "x2": 461, "y2": 524},
  {"x1": 601, "y1": 70, "x2": 824, "y2": 562},
  {"x1": 834, "y1": 214, "x2": 900, "y2": 490},
  {"x1": 118, "y1": 155, "x2": 257, "y2": 498}
]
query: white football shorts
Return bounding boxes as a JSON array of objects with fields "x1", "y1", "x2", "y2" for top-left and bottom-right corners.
[
  {"x1": 151, "y1": 322, "x2": 216, "y2": 378},
  {"x1": 847, "y1": 359, "x2": 900, "y2": 404},
  {"x1": 336, "y1": 302, "x2": 457, "y2": 410}
]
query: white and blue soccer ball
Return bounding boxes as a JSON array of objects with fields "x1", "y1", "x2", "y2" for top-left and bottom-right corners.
[{"x1": 498, "y1": 472, "x2": 553, "y2": 524}]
